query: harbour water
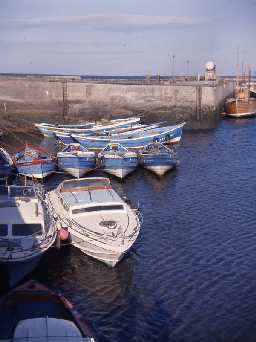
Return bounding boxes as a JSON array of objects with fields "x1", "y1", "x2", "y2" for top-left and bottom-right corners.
[{"x1": 2, "y1": 118, "x2": 256, "y2": 341}]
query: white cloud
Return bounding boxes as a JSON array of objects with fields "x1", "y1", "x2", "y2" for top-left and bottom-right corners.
[{"x1": 0, "y1": 14, "x2": 209, "y2": 32}]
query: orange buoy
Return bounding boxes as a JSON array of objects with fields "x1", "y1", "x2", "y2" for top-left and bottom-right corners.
[{"x1": 59, "y1": 228, "x2": 70, "y2": 241}]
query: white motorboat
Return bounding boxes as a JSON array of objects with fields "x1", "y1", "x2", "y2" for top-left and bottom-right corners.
[
  {"x1": 0, "y1": 185, "x2": 57, "y2": 287},
  {"x1": 47, "y1": 178, "x2": 141, "y2": 267}
]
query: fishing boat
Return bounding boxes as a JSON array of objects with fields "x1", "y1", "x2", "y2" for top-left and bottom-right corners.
[
  {"x1": 224, "y1": 97, "x2": 256, "y2": 118},
  {"x1": 0, "y1": 280, "x2": 96, "y2": 341},
  {"x1": 98, "y1": 143, "x2": 138, "y2": 179},
  {"x1": 54, "y1": 131, "x2": 76, "y2": 145},
  {"x1": 54, "y1": 123, "x2": 150, "y2": 146},
  {"x1": 47, "y1": 177, "x2": 141, "y2": 267},
  {"x1": 0, "y1": 147, "x2": 13, "y2": 179},
  {"x1": 58, "y1": 144, "x2": 96, "y2": 178},
  {"x1": 0, "y1": 185, "x2": 57, "y2": 288},
  {"x1": 14, "y1": 144, "x2": 56, "y2": 179},
  {"x1": 35, "y1": 122, "x2": 95, "y2": 137},
  {"x1": 250, "y1": 88, "x2": 256, "y2": 99},
  {"x1": 35, "y1": 117, "x2": 141, "y2": 137},
  {"x1": 139, "y1": 142, "x2": 178, "y2": 176},
  {"x1": 72, "y1": 123, "x2": 185, "y2": 151}
]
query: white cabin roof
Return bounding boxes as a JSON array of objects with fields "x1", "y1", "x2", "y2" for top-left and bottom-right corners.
[{"x1": 59, "y1": 178, "x2": 122, "y2": 207}]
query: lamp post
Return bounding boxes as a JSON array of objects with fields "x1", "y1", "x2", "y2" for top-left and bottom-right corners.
[
  {"x1": 171, "y1": 54, "x2": 176, "y2": 81},
  {"x1": 186, "y1": 59, "x2": 190, "y2": 77}
]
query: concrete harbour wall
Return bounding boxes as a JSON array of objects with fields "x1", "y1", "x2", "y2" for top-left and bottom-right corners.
[{"x1": 0, "y1": 76, "x2": 234, "y2": 130}]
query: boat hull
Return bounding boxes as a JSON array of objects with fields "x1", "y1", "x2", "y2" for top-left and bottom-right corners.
[
  {"x1": 58, "y1": 155, "x2": 96, "y2": 178},
  {"x1": 0, "y1": 164, "x2": 12, "y2": 178},
  {"x1": 0, "y1": 255, "x2": 43, "y2": 289},
  {"x1": 101, "y1": 156, "x2": 138, "y2": 179},
  {"x1": 224, "y1": 99, "x2": 256, "y2": 118},
  {"x1": 55, "y1": 133, "x2": 76, "y2": 145},
  {"x1": 141, "y1": 154, "x2": 177, "y2": 176},
  {"x1": 16, "y1": 160, "x2": 56, "y2": 179}
]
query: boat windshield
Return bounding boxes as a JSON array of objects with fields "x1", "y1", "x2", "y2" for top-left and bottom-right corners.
[
  {"x1": 0, "y1": 224, "x2": 8, "y2": 236},
  {"x1": 72, "y1": 204, "x2": 124, "y2": 215},
  {"x1": 12, "y1": 223, "x2": 42, "y2": 237}
]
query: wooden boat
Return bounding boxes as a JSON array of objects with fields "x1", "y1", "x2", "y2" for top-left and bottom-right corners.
[
  {"x1": 139, "y1": 142, "x2": 178, "y2": 176},
  {"x1": 58, "y1": 144, "x2": 96, "y2": 178},
  {"x1": 0, "y1": 185, "x2": 57, "y2": 288},
  {"x1": 224, "y1": 98, "x2": 256, "y2": 118},
  {"x1": 72, "y1": 123, "x2": 185, "y2": 151},
  {"x1": 250, "y1": 89, "x2": 256, "y2": 99},
  {"x1": 98, "y1": 143, "x2": 138, "y2": 179},
  {"x1": 47, "y1": 178, "x2": 141, "y2": 267},
  {"x1": 14, "y1": 144, "x2": 56, "y2": 179},
  {"x1": 0, "y1": 280, "x2": 96, "y2": 341},
  {"x1": 0, "y1": 147, "x2": 13, "y2": 179}
]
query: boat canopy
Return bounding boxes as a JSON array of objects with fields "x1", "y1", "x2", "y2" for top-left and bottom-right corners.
[{"x1": 12, "y1": 317, "x2": 93, "y2": 341}]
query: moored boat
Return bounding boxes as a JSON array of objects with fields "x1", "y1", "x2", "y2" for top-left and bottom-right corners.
[
  {"x1": 0, "y1": 185, "x2": 57, "y2": 288},
  {"x1": 35, "y1": 117, "x2": 141, "y2": 137},
  {"x1": 139, "y1": 142, "x2": 178, "y2": 176},
  {"x1": 0, "y1": 147, "x2": 13, "y2": 179},
  {"x1": 14, "y1": 144, "x2": 56, "y2": 179},
  {"x1": 58, "y1": 144, "x2": 96, "y2": 178},
  {"x1": 98, "y1": 143, "x2": 138, "y2": 179},
  {"x1": 250, "y1": 89, "x2": 256, "y2": 99},
  {"x1": 0, "y1": 280, "x2": 96, "y2": 341},
  {"x1": 224, "y1": 98, "x2": 256, "y2": 118},
  {"x1": 47, "y1": 177, "x2": 141, "y2": 267},
  {"x1": 72, "y1": 123, "x2": 185, "y2": 151}
]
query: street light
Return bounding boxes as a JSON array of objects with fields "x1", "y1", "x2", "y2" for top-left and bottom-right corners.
[
  {"x1": 186, "y1": 60, "x2": 190, "y2": 77},
  {"x1": 172, "y1": 54, "x2": 176, "y2": 81}
]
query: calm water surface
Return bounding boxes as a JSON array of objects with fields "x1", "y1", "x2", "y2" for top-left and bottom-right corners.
[{"x1": 4, "y1": 118, "x2": 256, "y2": 341}]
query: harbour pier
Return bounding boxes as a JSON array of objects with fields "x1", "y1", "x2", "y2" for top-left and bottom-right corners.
[{"x1": 0, "y1": 75, "x2": 235, "y2": 130}]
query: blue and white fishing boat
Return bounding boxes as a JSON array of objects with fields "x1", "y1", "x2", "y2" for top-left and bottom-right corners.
[
  {"x1": 58, "y1": 144, "x2": 96, "y2": 178},
  {"x1": 34, "y1": 122, "x2": 95, "y2": 137},
  {"x1": 0, "y1": 147, "x2": 13, "y2": 179},
  {"x1": 54, "y1": 131, "x2": 76, "y2": 145},
  {"x1": 98, "y1": 143, "x2": 138, "y2": 179},
  {"x1": 35, "y1": 117, "x2": 141, "y2": 137},
  {"x1": 73, "y1": 123, "x2": 185, "y2": 151},
  {"x1": 14, "y1": 145, "x2": 56, "y2": 179},
  {"x1": 139, "y1": 142, "x2": 178, "y2": 176}
]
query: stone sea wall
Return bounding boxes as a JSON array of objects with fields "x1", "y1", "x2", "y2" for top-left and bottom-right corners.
[{"x1": 0, "y1": 76, "x2": 235, "y2": 130}]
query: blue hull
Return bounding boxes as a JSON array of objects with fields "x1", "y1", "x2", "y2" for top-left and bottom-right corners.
[
  {"x1": 0, "y1": 164, "x2": 11, "y2": 178},
  {"x1": 16, "y1": 161, "x2": 56, "y2": 179},
  {"x1": 73, "y1": 125, "x2": 184, "y2": 150},
  {"x1": 58, "y1": 155, "x2": 96, "y2": 178}
]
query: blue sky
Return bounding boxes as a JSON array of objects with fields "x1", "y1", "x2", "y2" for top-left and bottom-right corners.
[{"x1": 0, "y1": 0, "x2": 255, "y2": 75}]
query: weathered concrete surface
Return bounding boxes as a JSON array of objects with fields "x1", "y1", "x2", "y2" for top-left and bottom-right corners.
[{"x1": 0, "y1": 76, "x2": 234, "y2": 130}]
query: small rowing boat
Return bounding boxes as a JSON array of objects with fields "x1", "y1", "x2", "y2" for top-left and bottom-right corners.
[
  {"x1": 0, "y1": 147, "x2": 13, "y2": 179},
  {"x1": 139, "y1": 142, "x2": 178, "y2": 176},
  {"x1": 58, "y1": 144, "x2": 96, "y2": 178},
  {"x1": 98, "y1": 143, "x2": 138, "y2": 179},
  {"x1": 0, "y1": 280, "x2": 96, "y2": 341},
  {"x1": 14, "y1": 144, "x2": 56, "y2": 179}
]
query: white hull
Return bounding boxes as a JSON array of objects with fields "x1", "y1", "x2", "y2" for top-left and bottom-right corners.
[
  {"x1": 61, "y1": 167, "x2": 93, "y2": 178},
  {"x1": 103, "y1": 168, "x2": 135, "y2": 179},
  {"x1": 71, "y1": 234, "x2": 126, "y2": 267},
  {"x1": 145, "y1": 165, "x2": 175, "y2": 176},
  {"x1": 18, "y1": 170, "x2": 54, "y2": 179},
  {"x1": 226, "y1": 111, "x2": 256, "y2": 118}
]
